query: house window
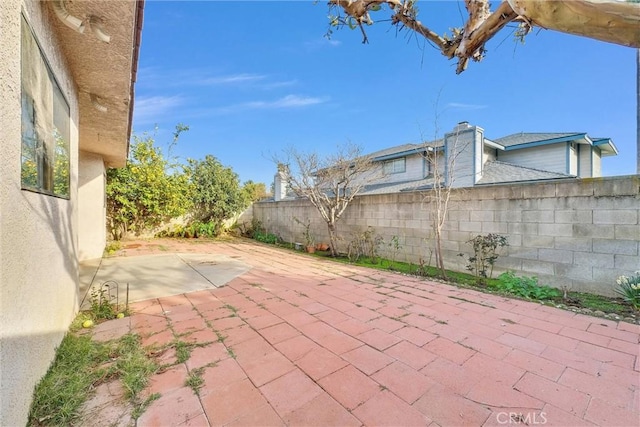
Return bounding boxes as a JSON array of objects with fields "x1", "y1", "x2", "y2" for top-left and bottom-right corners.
[
  {"x1": 21, "y1": 16, "x2": 70, "y2": 198},
  {"x1": 383, "y1": 158, "x2": 406, "y2": 174}
]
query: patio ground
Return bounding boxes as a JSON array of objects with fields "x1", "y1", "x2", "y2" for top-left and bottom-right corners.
[{"x1": 81, "y1": 238, "x2": 639, "y2": 426}]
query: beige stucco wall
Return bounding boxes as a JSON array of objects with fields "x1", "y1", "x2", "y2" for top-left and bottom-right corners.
[
  {"x1": 78, "y1": 151, "x2": 107, "y2": 260},
  {"x1": 252, "y1": 176, "x2": 640, "y2": 297},
  {"x1": 0, "y1": 2, "x2": 80, "y2": 425}
]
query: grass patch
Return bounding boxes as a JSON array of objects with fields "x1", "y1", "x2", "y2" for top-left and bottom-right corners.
[
  {"x1": 28, "y1": 331, "x2": 158, "y2": 426},
  {"x1": 307, "y1": 250, "x2": 636, "y2": 320},
  {"x1": 28, "y1": 334, "x2": 110, "y2": 426}
]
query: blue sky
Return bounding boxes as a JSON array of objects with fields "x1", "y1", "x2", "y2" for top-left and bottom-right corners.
[{"x1": 133, "y1": 1, "x2": 637, "y2": 187}]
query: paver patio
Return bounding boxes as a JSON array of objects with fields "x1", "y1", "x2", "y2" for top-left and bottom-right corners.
[{"x1": 83, "y1": 239, "x2": 640, "y2": 426}]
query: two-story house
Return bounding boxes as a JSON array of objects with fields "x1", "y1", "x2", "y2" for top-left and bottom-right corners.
[{"x1": 351, "y1": 122, "x2": 618, "y2": 195}]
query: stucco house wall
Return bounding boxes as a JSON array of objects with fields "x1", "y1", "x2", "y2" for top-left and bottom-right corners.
[
  {"x1": 0, "y1": 1, "x2": 140, "y2": 424},
  {"x1": 78, "y1": 151, "x2": 107, "y2": 260},
  {"x1": 0, "y1": 2, "x2": 80, "y2": 424}
]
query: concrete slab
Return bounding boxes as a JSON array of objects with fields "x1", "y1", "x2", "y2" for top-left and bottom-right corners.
[{"x1": 80, "y1": 252, "x2": 250, "y2": 308}]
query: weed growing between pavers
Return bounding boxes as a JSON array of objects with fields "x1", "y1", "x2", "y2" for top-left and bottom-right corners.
[
  {"x1": 162, "y1": 338, "x2": 213, "y2": 367},
  {"x1": 185, "y1": 367, "x2": 206, "y2": 394},
  {"x1": 174, "y1": 339, "x2": 191, "y2": 363},
  {"x1": 132, "y1": 393, "x2": 160, "y2": 420},
  {"x1": 227, "y1": 347, "x2": 237, "y2": 359},
  {"x1": 224, "y1": 303, "x2": 239, "y2": 316}
]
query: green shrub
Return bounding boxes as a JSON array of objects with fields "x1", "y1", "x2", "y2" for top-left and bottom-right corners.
[
  {"x1": 347, "y1": 227, "x2": 383, "y2": 263},
  {"x1": 254, "y1": 230, "x2": 279, "y2": 244},
  {"x1": 615, "y1": 271, "x2": 640, "y2": 310},
  {"x1": 158, "y1": 221, "x2": 219, "y2": 238},
  {"x1": 459, "y1": 233, "x2": 508, "y2": 282},
  {"x1": 493, "y1": 272, "x2": 561, "y2": 300}
]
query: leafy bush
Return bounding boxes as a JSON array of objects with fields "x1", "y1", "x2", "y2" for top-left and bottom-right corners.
[
  {"x1": 158, "y1": 221, "x2": 219, "y2": 239},
  {"x1": 615, "y1": 271, "x2": 640, "y2": 310},
  {"x1": 347, "y1": 227, "x2": 384, "y2": 263},
  {"x1": 254, "y1": 230, "x2": 280, "y2": 244},
  {"x1": 188, "y1": 155, "x2": 250, "y2": 230},
  {"x1": 494, "y1": 272, "x2": 561, "y2": 300},
  {"x1": 238, "y1": 218, "x2": 264, "y2": 239},
  {"x1": 459, "y1": 233, "x2": 508, "y2": 282},
  {"x1": 107, "y1": 126, "x2": 192, "y2": 240}
]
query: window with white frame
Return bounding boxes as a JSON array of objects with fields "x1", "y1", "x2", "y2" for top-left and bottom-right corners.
[
  {"x1": 21, "y1": 16, "x2": 70, "y2": 198},
  {"x1": 383, "y1": 157, "x2": 406, "y2": 174}
]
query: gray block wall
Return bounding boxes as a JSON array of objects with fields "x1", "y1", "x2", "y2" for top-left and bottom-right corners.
[{"x1": 252, "y1": 176, "x2": 640, "y2": 296}]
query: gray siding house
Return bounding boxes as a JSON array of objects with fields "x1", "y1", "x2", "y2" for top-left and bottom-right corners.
[{"x1": 353, "y1": 122, "x2": 618, "y2": 195}]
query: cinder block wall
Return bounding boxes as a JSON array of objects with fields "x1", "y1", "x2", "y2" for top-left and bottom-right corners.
[{"x1": 252, "y1": 176, "x2": 640, "y2": 296}]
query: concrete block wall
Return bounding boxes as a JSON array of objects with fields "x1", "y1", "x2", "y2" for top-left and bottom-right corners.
[{"x1": 252, "y1": 176, "x2": 640, "y2": 296}]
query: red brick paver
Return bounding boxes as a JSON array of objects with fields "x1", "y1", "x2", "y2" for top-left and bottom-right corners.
[{"x1": 85, "y1": 239, "x2": 640, "y2": 426}]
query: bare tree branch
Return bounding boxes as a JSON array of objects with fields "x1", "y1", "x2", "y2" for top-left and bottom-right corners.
[
  {"x1": 327, "y1": 0, "x2": 639, "y2": 73},
  {"x1": 275, "y1": 143, "x2": 382, "y2": 256}
]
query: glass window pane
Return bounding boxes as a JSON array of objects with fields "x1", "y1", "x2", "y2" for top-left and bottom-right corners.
[
  {"x1": 21, "y1": 16, "x2": 70, "y2": 199},
  {"x1": 53, "y1": 83, "x2": 70, "y2": 197}
]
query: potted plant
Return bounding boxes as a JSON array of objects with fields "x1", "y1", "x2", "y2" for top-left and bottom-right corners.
[
  {"x1": 315, "y1": 242, "x2": 329, "y2": 251},
  {"x1": 304, "y1": 227, "x2": 315, "y2": 253},
  {"x1": 295, "y1": 217, "x2": 315, "y2": 253}
]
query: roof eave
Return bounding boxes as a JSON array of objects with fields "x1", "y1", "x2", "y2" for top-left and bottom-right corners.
[
  {"x1": 48, "y1": 0, "x2": 143, "y2": 168},
  {"x1": 503, "y1": 133, "x2": 587, "y2": 151}
]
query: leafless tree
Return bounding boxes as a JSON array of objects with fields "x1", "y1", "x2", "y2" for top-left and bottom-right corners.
[
  {"x1": 327, "y1": 0, "x2": 640, "y2": 74},
  {"x1": 419, "y1": 125, "x2": 470, "y2": 279},
  {"x1": 277, "y1": 143, "x2": 380, "y2": 257}
]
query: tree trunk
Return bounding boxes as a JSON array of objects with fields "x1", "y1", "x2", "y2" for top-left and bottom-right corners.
[
  {"x1": 508, "y1": 0, "x2": 640, "y2": 48},
  {"x1": 327, "y1": 222, "x2": 339, "y2": 257},
  {"x1": 434, "y1": 224, "x2": 447, "y2": 279}
]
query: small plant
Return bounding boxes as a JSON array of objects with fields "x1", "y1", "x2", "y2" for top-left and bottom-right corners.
[
  {"x1": 104, "y1": 241, "x2": 121, "y2": 256},
  {"x1": 294, "y1": 217, "x2": 315, "y2": 248},
  {"x1": 459, "y1": 233, "x2": 508, "y2": 282},
  {"x1": 615, "y1": 271, "x2": 640, "y2": 310},
  {"x1": 494, "y1": 272, "x2": 561, "y2": 300},
  {"x1": 254, "y1": 230, "x2": 280, "y2": 244},
  {"x1": 89, "y1": 285, "x2": 117, "y2": 320},
  {"x1": 347, "y1": 227, "x2": 383, "y2": 263},
  {"x1": 387, "y1": 235, "x2": 402, "y2": 270}
]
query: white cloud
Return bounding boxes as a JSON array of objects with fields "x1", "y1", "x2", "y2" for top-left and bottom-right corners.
[
  {"x1": 133, "y1": 95, "x2": 184, "y2": 124},
  {"x1": 215, "y1": 94, "x2": 329, "y2": 114},
  {"x1": 261, "y1": 79, "x2": 299, "y2": 90},
  {"x1": 446, "y1": 102, "x2": 488, "y2": 110},
  {"x1": 199, "y1": 73, "x2": 266, "y2": 85},
  {"x1": 304, "y1": 37, "x2": 342, "y2": 49}
]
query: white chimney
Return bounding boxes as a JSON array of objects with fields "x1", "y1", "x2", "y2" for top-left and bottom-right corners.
[{"x1": 274, "y1": 164, "x2": 289, "y2": 201}]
